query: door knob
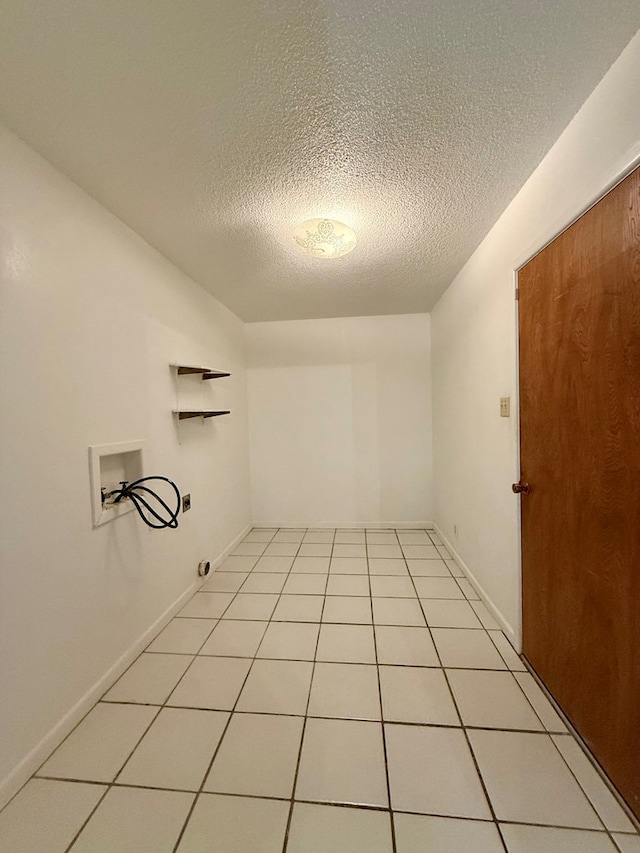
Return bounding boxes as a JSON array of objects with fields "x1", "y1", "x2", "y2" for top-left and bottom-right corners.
[{"x1": 512, "y1": 482, "x2": 530, "y2": 495}]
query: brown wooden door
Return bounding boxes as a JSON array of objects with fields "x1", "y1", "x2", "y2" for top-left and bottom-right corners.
[{"x1": 518, "y1": 165, "x2": 640, "y2": 820}]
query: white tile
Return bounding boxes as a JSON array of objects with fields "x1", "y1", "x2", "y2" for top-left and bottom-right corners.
[
  {"x1": 514, "y1": 672, "x2": 568, "y2": 732},
  {"x1": 370, "y1": 576, "x2": 416, "y2": 597},
  {"x1": 287, "y1": 803, "x2": 393, "y2": 853},
  {"x1": 179, "y1": 592, "x2": 234, "y2": 619},
  {"x1": 298, "y1": 543, "x2": 333, "y2": 557},
  {"x1": 489, "y1": 631, "x2": 527, "y2": 671},
  {"x1": 397, "y1": 532, "x2": 432, "y2": 544},
  {"x1": 257, "y1": 621, "x2": 320, "y2": 660},
  {"x1": 233, "y1": 541, "x2": 267, "y2": 556},
  {"x1": 117, "y1": 708, "x2": 228, "y2": 790},
  {"x1": 414, "y1": 577, "x2": 465, "y2": 599},
  {"x1": 167, "y1": 657, "x2": 251, "y2": 710},
  {"x1": 283, "y1": 574, "x2": 327, "y2": 595},
  {"x1": 402, "y1": 544, "x2": 441, "y2": 560},
  {"x1": 468, "y1": 730, "x2": 601, "y2": 828},
  {"x1": 148, "y1": 618, "x2": 216, "y2": 654},
  {"x1": 552, "y1": 735, "x2": 636, "y2": 832},
  {"x1": 273, "y1": 529, "x2": 306, "y2": 542},
  {"x1": 177, "y1": 794, "x2": 289, "y2": 853},
  {"x1": 326, "y1": 574, "x2": 370, "y2": 596},
  {"x1": 272, "y1": 594, "x2": 324, "y2": 622},
  {"x1": 334, "y1": 530, "x2": 366, "y2": 544},
  {"x1": 204, "y1": 713, "x2": 303, "y2": 798},
  {"x1": 437, "y1": 544, "x2": 452, "y2": 559},
  {"x1": 429, "y1": 532, "x2": 443, "y2": 545},
  {"x1": 455, "y1": 577, "x2": 479, "y2": 599},
  {"x1": 367, "y1": 558, "x2": 409, "y2": 575},
  {"x1": 104, "y1": 653, "x2": 192, "y2": 704},
  {"x1": 613, "y1": 834, "x2": 640, "y2": 852},
  {"x1": 243, "y1": 529, "x2": 277, "y2": 542},
  {"x1": 329, "y1": 556, "x2": 368, "y2": 574},
  {"x1": 421, "y1": 599, "x2": 483, "y2": 628},
  {"x1": 240, "y1": 573, "x2": 286, "y2": 593},
  {"x1": 296, "y1": 718, "x2": 388, "y2": 807},
  {"x1": 72, "y1": 786, "x2": 193, "y2": 853},
  {"x1": 375, "y1": 625, "x2": 440, "y2": 666},
  {"x1": 0, "y1": 779, "x2": 106, "y2": 853},
  {"x1": 372, "y1": 598, "x2": 426, "y2": 626},
  {"x1": 316, "y1": 624, "x2": 376, "y2": 663},
  {"x1": 386, "y1": 724, "x2": 491, "y2": 818},
  {"x1": 366, "y1": 532, "x2": 398, "y2": 545},
  {"x1": 379, "y1": 666, "x2": 459, "y2": 725},
  {"x1": 219, "y1": 555, "x2": 259, "y2": 572},
  {"x1": 322, "y1": 596, "x2": 372, "y2": 624},
  {"x1": 394, "y1": 814, "x2": 504, "y2": 853},
  {"x1": 368, "y1": 544, "x2": 403, "y2": 558},
  {"x1": 292, "y1": 556, "x2": 330, "y2": 573},
  {"x1": 308, "y1": 663, "x2": 381, "y2": 720},
  {"x1": 431, "y1": 628, "x2": 507, "y2": 669},
  {"x1": 199, "y1": 620, "x2": 267, "y2": 657},
  {"x1": 253, "y1": 554, "x2": 294, "y2": 572},
  {"x1": 407, "y1": 559, "x2": 451, "y2": 578},
  {"x1": 201, "y1": 572, "x2": 247, "y2": 592},
  {"x1": 222, "y1": 593, "x2": 279, "y2": 620},
  {"x1": 264, "y1": 542, "x2": 299, "y2": 557},
  {"x1": 470, "y1": 599, "x2": 501, "y2": 629},
  {"x1": 446, "y1": 558, "x2": 464, "y2": 577},
  {"x1": 236, "y1": 659, "x2": 313, "y2": 714},
  {"x1": 501, "y1": 824, "x2": 618, "y2": 852},
  {"x1": 303, "y1": 529, "x2": 335, "y2": 543},
  {"x1": 333, "y1": 543, "x2": 367, "y2": 557},
  {"x1": 447, "y1": 669, "x2": 544, "y2": 730},
  {"x1": 39, "y1": 703, "x2": 157, "y2": 783}
]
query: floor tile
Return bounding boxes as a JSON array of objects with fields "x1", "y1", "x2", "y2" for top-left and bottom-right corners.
[
  {"x1": 287, "y1": 803, "x2": 393, "y2": 853},
  {"x1": 513, "y1": 672, "x2": 567, "y2": 732},
  {"x1": 407, "y1": 558, "x2": 451, "y2": 576},
  {"x1": 243, "y1": 529, "x2": 277, "y2": 542},
  {"x1": 296, "y1": 718, "x2": 388, "y2": 807},
  {"x1": 147, "y1": 618, "x2": 217, "y2": 654},
  {"x1": 370, "y1": 576, "x2": 416, "y2": 597},
  {"x1": 334, "y1": 530, "x2": 366, "y2": 544},
  {"x1": 329, "y1": 556, "x2": 368, "y2": 574},
  {"x1": 316, "y1": 624, "x2": 376, "y2": 663},
  {"x1": 613, "y1": 834, "x2": 640, "y2": 852},
  {"x1": 402, "y1": 544, "x2": 441, "y2": 560},
  {"x1": 303, "y1": 529, "x2": 335, "y2": 543},
  {"x1": 204, "y1": 713, "x2": 303, "y2": 798},
  {"x1": 394, "y1": 813, "x2": 504, "y2": 853},
  {"x1": 177, "y1": 794, "x2": 289, "y2": 853},
  {"x1": 468, "y1": 729, "x2": 601, "y2": 828},
  {"x1": 256, "y1": 621, "x2": 320, "y2": 660},
  {"x1": 326, "y1": 574, "x2": 370, "y2": 596},
  {"x1": 308, "y1": 663, "x2": 381, "y2": 720},
  {"x1": 385, "y1": 723, "x2": 491, "y2": 818},
  {"x1": 233, "y1": 541, "x2": 267, "y2": 556},
  {"x1": 199, "y1": 620, "x2": 267, "y2": 657},
  {"x1": 500, "y1": 823, "x2": 618, "y2": 852},
  {"x1": 489, "y1": 631, "x2": 527, "y2": 671},
  {"x1": 455, "y1": 577, "x2": 479, "y2": 599},
  {"x1": 201, "y1": 572, "x2": 247, "y2": 592},
  {"x1": 117, "y1": 708, "x2": 228, "y2": 791},
  {"x1": 437, "y1": 544, "x2": 452, "y2": 559},
  {"x1": 397, "y1": 531, "x2": 432, "y2": 544},
  {"x1": 445, "y1": 558, "x2": 463, "y2": 576},
  {"x1": 413, "y1": 577, "x2": 465, "y2": 599},
  {"x1": 322, "y1": 596, "x2": 372, "y2": 623},
  {"x1": 368, "y1": 558, "x2": 409, "y2": 575},
  {"x1": 178, "y1": 592, "x2": 234, "y2": 619},
  {"x1": 447, "y1": 669, "x2": 544, "y2": 730},
  {"x1": 253, "y1": 555, "x2": 294, "y2": 572},
  {"x1": 292, "y1": 556, "x2": 330, "y2": 573},
  {"x1": 366, "y1": 532, "x2": 398, "y2": 545},
  {"x1": 431, "y1": 628, "x2": 507, "y2": 669},
  {"x1": 372, "y1": 598, "x2": 426, "y2": 626},
  {"x1": 380, "y1": 666, "x2": 459, "y2": 725},
  {"x1": 0, "y1": 779, "x2": 106, "y2": 853},
  {"x1": 283, "y1": 574, "x2": 327, "y2": 594},
  {"x1": 264, "y1": 542, "x2": 299, "y2": 557},
  {"x1": 104, "y1": 653, "x2": 192, "y2": 704},
  {"x1": 273, "y1": 529, "x2": 306, "y2": 542},
  {"x1": 421, "y1": 599, "x2": 483, "y2": 628},
  {"x1": 240, "y1": 573, "x2": 286, "y2": 593},
  {"x1": 552, "y1": 735, "x2": 636, "y2": 832},
  {"x1": 470, "y1": 599, "x2": 501, "y2": 629},
  {"x1": 333, "y1": 543, "x2": 367, "y2": 557},
  {"x1": 429, "y1": 532, "x2": 443, "y2": 545},
  {"x1": 167, "y1": 657, "x2": 252, "y2": 710},
  {"x1": 272, "y1": 594, "x2": 324, "y2": 622},
  {"x1": 219, "y1": 555, "x2": 259, "y2": 572},
  {"x1": 368, "y1": 544, "x2": 403, "y2": 558},
  {"x1": 298, "y1": 543, "x2": 333, "y2": 557},
  {"x1": 236, "y1": 659, "x2": 313, "y2": 714},
  {"x1": 222, "y1": 593, "x2": 279, "y2": 620},
  {"x1": 38, "y1": 703, "x2": 158, "y2": 782},
  {"x1": 375, "y1": 625, "x2": 440, "y2": 666},
  {"x1": 71, "y1": 786, "x2": 193, "y2": 853}
]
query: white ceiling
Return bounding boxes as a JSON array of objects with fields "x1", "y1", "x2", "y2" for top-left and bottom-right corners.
[{"x1": 0, "y1": 2, "x2": 638, "y2": 321}]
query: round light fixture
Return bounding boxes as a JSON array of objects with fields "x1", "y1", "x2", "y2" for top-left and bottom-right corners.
[{"x1": 293, "y1": 218, "x2": 356, "y2": 258}]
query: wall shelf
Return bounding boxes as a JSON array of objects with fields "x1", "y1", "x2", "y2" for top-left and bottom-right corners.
[
  {"x1": 172, "y1": 410, "x2": 230, "y2": 420},
  {"x1": 173, "y1": 364, "x2": 231, "y2": 380}
]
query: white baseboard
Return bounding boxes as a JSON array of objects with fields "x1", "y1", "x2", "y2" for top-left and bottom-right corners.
[
  {"x1": 251, "y1": 521, "x2": 433, "y2": 530},
  {"x1": 0, "y1": 522, "x2": 251, "y2": 811},
  {"x1": 433, "y1": 523, "x2": 518, "y2": 649}
]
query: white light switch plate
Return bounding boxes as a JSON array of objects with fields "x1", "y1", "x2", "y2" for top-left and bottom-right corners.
[{"x1": 500, "y1": 396, "x2": 511, "y2": 418}]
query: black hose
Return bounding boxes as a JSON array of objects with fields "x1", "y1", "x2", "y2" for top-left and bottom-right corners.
[{"x1": 111, "y1": 475, "x2": 181, "y2": 529}]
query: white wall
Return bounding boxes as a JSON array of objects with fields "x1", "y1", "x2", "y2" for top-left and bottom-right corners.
[
  {"x1": 431, "y1": 30, "x2": 640, "y2": 645},
  {"x1": 0, "y1": 125, "x2": 251, "y2": 804},
  {"x1": 246, "y1": 314, "x2": 432, "y2": 527}
]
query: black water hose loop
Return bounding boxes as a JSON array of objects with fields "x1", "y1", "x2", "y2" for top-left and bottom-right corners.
[{"x1": 112, "y1": 475, "x2": 181, "y2": 529}]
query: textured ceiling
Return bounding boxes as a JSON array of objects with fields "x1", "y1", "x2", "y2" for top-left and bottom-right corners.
[{"x1": 0, "y1": 2, "x2": 638, "y2": 321}]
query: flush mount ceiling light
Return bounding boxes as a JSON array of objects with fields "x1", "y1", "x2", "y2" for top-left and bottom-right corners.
[{"x1": 293, "y1": 218, "x2": 357, "y2": 258}]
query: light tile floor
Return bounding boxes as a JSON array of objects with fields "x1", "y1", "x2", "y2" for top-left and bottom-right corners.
[{"x1": 1, "y1": 527, "x2": 639, "y2": 852}]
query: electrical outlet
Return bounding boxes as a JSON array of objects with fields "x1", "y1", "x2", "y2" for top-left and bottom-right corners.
[
  {"x1": 500, "y1": 396, "x2": 511, "y2": 418},
  {"x1": 182, "y1": 493, "x2": 191, "y2": 513}
]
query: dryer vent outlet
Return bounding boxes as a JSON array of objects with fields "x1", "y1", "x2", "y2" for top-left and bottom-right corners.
[{"x1": 198, "y1": 560, "x2": 211, "y2": 578}]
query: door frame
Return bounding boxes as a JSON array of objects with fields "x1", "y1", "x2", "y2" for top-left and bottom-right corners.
[{"x1": 510, "y1": 149, "x2": 640, "y2": 652}]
